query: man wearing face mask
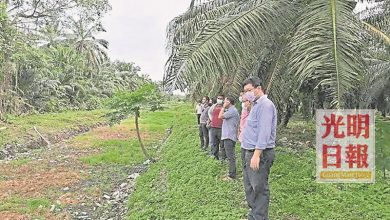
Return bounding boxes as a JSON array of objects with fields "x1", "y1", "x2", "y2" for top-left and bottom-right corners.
[
  {"x1": 207, "y1": 95, "x2": 226, "y2": 160},
  {"x1": 241, "y1": 77, "x2": 277, "y2": 220},
  {"x1": 239, "y1": 92, "x2": 256, "y2": 143},
  {"x1": 218, "y1": 96, "x2": 240, "y2": 180},
  {"x1": 238, "y1": 91, "x2": 244, "y2": 105}
]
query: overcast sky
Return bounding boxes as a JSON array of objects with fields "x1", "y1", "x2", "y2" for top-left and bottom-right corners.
[
  {"x1": 100, "y1": 0, "x2": 373, "y2": 81},
  {"x1": 99, "y1": 0, "x2": 191, "y2": 81}
]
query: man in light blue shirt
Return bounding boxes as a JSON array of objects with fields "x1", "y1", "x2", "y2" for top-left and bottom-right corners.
[
  {"x1": 218, "y1": 96, "x2": 240, "y2": 179},
  {"x1": 241, "y1": 76, "x2": 277, "y2": 220}
]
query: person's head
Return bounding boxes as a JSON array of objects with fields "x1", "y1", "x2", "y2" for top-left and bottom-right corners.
[
  {"x1": 239, "y1": 91, "x2": 244, "y2": 102},
  {"x1": 202, "y1": 96, "x2": 210, "y2": 104},
  {"x1": 242, "y1": 76, "x2": 265, "y2": 98},
  {"x1": 242, "y1": 92, "x2": 256, "y2": 110},
  {"x1": 216, "y1": 95, "x2": 224, "y2": 105},
  {"x1": 224, "y1": 96, "x2": 235, "y2": 108}
]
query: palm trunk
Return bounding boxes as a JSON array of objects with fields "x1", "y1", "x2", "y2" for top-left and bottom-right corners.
[
  {"x1": 134, "y1": 109, "x2": 151, "y2": 160},
  {"x1": 282, "y1": 101, "x2": 293, "y2": 127}
]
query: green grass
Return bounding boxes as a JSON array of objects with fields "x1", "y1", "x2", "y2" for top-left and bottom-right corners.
[
  {"x1": 80, "y1": 105, "x2": 177, "y2": 165},
  {"x1": 0, "y1": 197, "x2": 51, "y2": 215},
  {"x1": 140, "y1": 110, "x2": 176, "y2": 132},
  {"x1": 376, "y1": 118, "x2": 390, "y2": 176},
  {"x1": 9, "y1": 158, "x2": 32, "y2": 166},
  {"x1": 0, "y1": 109, "x2": 107, "y2": 147},
  {"x1": 127, "y1": 103, "x2": 390, "y2": 220},
  {"x1": 81, "y1": 140, "x2": 146, "y2": 165},
  {"x1": 271, "y1": 148, "x2": 390, "y2": 219}
]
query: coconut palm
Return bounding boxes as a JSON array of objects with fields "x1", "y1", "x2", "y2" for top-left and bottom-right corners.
[{"x1": 164, "y1": 0, "x2": 389, "y2": 110}]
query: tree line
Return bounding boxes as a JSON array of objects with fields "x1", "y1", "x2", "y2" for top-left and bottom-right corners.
[{"x1": 0, "y1": 0, "x2": 151, "y2": 120}]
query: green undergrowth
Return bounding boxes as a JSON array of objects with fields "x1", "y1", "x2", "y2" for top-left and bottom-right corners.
[
  {"x1": 377, "y1": 119, "x2": 390, "y2": 176},
  {"x1": 127, "y1": 103, "x2": 390, "y2": 220}
]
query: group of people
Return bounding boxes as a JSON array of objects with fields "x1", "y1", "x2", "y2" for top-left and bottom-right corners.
[{"x1": 195, "y1": 76, "x2": 277, "y2": 220}]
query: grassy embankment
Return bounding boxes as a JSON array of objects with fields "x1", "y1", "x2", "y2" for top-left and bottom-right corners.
[{"x1": 128, "y1": 103, "x2": 390, "y2": 220}]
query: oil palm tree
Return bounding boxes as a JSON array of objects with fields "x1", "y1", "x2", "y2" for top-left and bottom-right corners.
[
  {"x1": 358, "y1": 0, "x2": 390, "y2": 115},
  {"x1": 64, "y1": 15, "x2": 109, "y2": 74},
  {"x1": 164, "y1": 0, "x2": 389, "y2": 109}
]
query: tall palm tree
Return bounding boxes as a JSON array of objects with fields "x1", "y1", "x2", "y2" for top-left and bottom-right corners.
[
  {"x1": 164, "y1": 0, "x2": 389, "y2": 109},
  {"x1": 64, "y1": 15, "x2": 109, "y2": 74}
]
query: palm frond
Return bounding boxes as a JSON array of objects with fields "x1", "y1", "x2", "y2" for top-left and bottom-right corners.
[
  {"x1": 289, "y1": 0, "x2": 365, "y2": 108},
  {"x1": 164, "y1": 0, "x2": 294, "y2": 92},
  {"x1": 365, "y1": 22, "x2": 390, "y2": 44}
]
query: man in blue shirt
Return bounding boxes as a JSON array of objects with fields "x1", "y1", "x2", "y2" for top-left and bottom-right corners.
[
  {"x1": 241, "y1": 76, "x2": 277, "y2": 220},
  {"x1": 218, "y1": 96, "x2": 240, "y2": 180}
]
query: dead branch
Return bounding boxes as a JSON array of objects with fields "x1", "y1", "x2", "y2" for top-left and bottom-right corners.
[{"x1": 33, "y1": 126, "x2": 51, "y2": 147}]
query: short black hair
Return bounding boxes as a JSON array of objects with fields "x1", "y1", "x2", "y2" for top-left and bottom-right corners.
[
  {"x1": 225, "y1": 96, "x2": 235, "y2": 105},
  {"x1": 217, "y1": 94, "x2": 224, "y2": 98},
  {"x1": 242, "y1": 76, "x2": 263, "y2": 88}
]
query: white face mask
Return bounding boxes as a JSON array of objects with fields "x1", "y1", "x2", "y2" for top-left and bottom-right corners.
[
  {"x1": 239, "y1": 96, "x2": 243, "y2": 102},
  {"x1": 217, "y1": 99, "x2": 223, "y2": 105}
]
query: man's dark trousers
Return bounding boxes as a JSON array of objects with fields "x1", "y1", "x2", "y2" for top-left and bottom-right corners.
[
  {"x1": 199, "y1": 123, "x2": 209, "y2": 150},
  {"x1": 242, "y1": 148, "x2": 275, "y2": 220},
  {"x1": 223, "y1": 139, "x2": 236, "y2": 178},
  {"x1": 209, "y1": 127, "x2": 226, "y2": 160}
]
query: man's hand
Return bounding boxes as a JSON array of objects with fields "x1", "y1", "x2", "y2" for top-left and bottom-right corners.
[
  {"x1": 250, "y1": 149, "x2": 262, "y2": 171},
  {"x1": 223, "y1": 101, "x2": 229, "y2": 108},
  {"x1": 218, "y1": 106, "x2": 226, "y2": 119}
]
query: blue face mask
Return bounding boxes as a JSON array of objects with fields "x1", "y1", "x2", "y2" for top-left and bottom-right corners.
[{"x1": 245, "y1": 91, "x2": 256, "y2": 102}]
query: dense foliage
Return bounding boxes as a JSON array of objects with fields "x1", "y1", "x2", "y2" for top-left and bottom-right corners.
[{"x1": 0, "y1": 0, "x2": 150, "y2": 118}]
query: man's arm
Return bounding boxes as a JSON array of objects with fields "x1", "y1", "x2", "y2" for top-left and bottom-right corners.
[
  {"x1": 255, "y1": 104, "x2": 274, "y2": 150},
  {"x1": 250, "y1": 104, "x2": 274, "y2": 170},
  {"x1": 208, "y1": 104, "x2": 215, "y2": 121},
  {"x1": 219, "y1": 107, "x2": 237, "y2": 119}
]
